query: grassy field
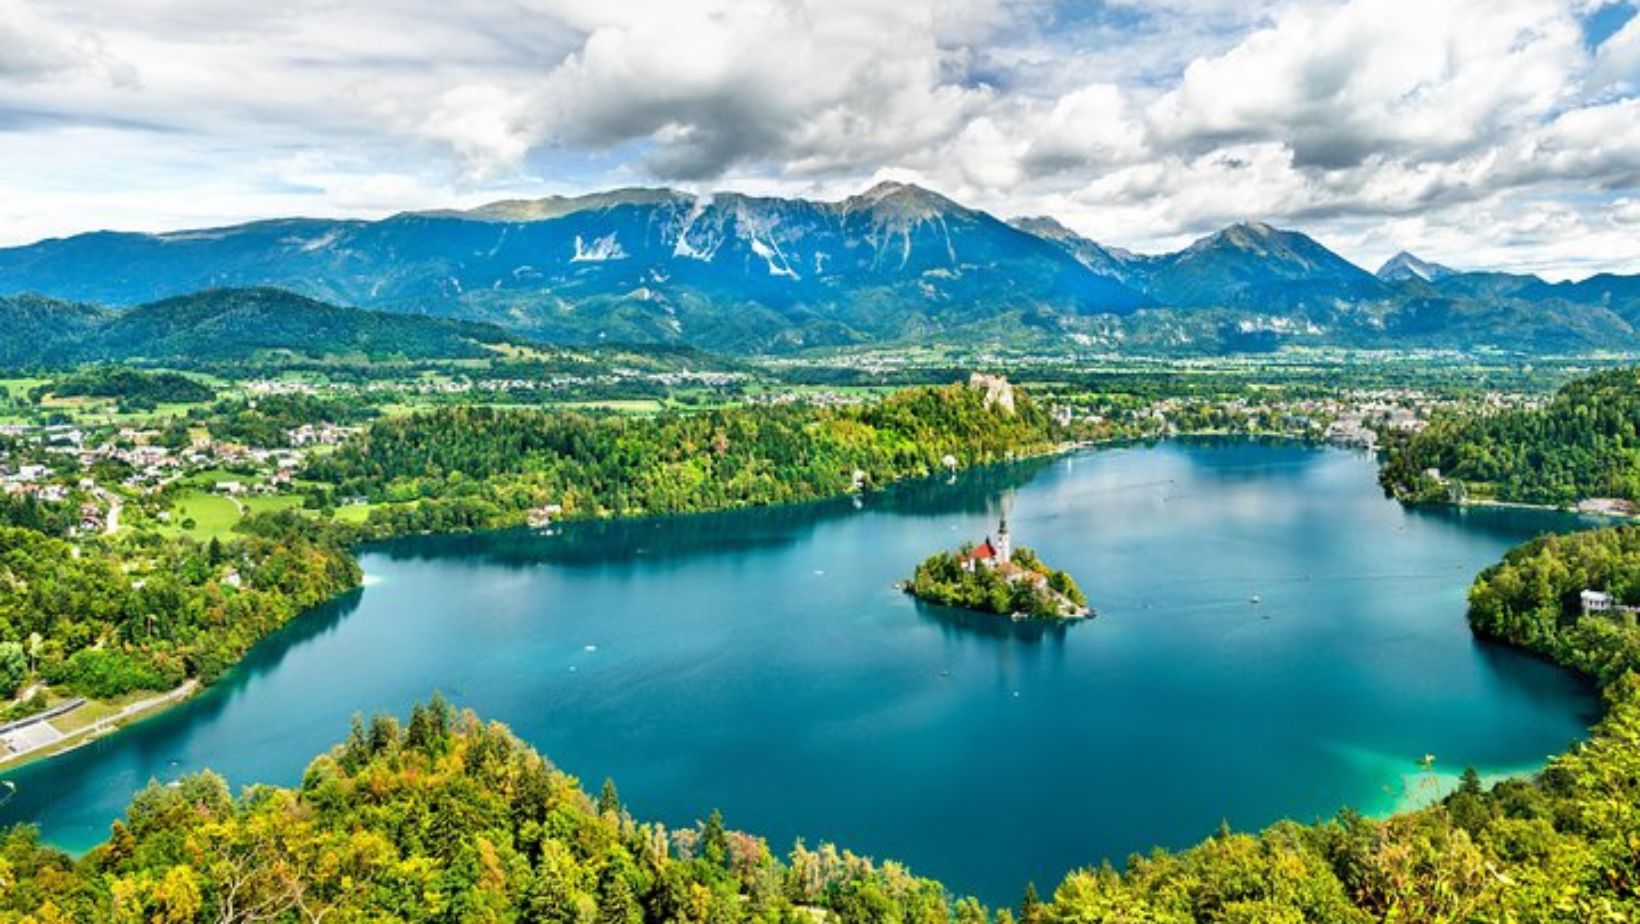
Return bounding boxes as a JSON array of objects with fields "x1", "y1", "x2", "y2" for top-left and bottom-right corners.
[
  {"x1": 241, "y1": 493, "x2": 306, "y2": 515},
  {"x1": 333, "y1": 501, "x2": 405, "y2": 525},
  {"x1": 0, "y1": 377, "x2": 50, "y2": 400},
  {"x1": 149, "y1": 489, "x2": 310, "y2": 541},
  {"x1": 184, "y1": 468, "x2": 261, "y2": 489},
  {"x1": 0, "y1": 377, "x2": 48, "y2": 423},
  {"x1": 158, "y1": 489, "x2": 243, "y2": 542},
  {"x1": 30, "y1": 394, "x2": 210, "y2": 425},
  {"x1": 552, "y1": 399, "x2": 666, "y2": 413},
  {"x1": 48, "y1": 690, "x2": 156, "y2": 734}
]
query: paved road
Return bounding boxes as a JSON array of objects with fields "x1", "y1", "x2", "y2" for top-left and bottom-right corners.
[{"x1": 0, "y1": 680, "x2": 197, "y2": 768}]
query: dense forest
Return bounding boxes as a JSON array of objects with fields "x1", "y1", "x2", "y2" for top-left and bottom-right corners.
[
  {"x1": 0, "y1": 492, "x2": 85, "y2": 538},
  {"x1": 907, "y1": 546, "x2": 1088, "y2": 618},
  {"x1": 310, "y1": 381, "x2": 1063, "y2": 533},
  {"x1": 1467, "y1": 525, "x2": 1640, "y2": 684},
  {"x1": 36, "y1": 368, "x2": 215, "y2": 408},
  {"x1": 0, "y1": 697, "x2": 972, "y2": 923},
  {"x1": 0, "y1": 514, "x2": 358, "y2": 699},
  {"x1": 1380, "y1": 367, "x2": 1640, "y2": 505}
]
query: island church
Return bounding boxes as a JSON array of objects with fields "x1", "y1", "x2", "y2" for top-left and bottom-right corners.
[{"x1": 960, "y1": 516, "x2": 1012, "y2": 572}]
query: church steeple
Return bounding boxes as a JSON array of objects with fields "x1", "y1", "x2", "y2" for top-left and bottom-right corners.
[{"x1": 995, "y1": 513, "x2": 1011, "y2": 564}]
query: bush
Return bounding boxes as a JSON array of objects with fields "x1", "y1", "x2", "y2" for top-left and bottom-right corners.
[
  {"x1": 44, "y1": 648, "x2": 181, "y2": 699},
  {"x1": 0, "y1": 641, "x2": 26, "y2": 698}
]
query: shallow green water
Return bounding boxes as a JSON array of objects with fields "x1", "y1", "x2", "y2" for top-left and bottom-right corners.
[{"x1": 0, "y1": 440, "x2": 1602, "y2": 903}]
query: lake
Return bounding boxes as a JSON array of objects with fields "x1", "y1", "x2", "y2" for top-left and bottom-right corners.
[{"x1": 0, "y1": 439, "x2": 1603, "y2": 904}]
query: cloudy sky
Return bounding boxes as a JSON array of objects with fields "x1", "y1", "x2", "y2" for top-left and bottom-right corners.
[{"x1": 1, "y1": 0, "x2": 1637, "y2": 277}]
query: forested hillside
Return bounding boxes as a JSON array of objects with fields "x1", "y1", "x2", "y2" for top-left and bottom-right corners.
[
  {"x1": 41, "y1": 368, "x2": 215, "y2": 407},
  {"x1": 1380, "y1": 367, "x2": 1640, "y2": 506},
  {"x1": 0, "y1": 697, "x2": 968, "y2": 923},
  {"x1": 0, "y1": 515, "x2": 358, "y2": 700},
  {"x1": 309, "y1": 380, "x2": 1062, "y2": 532},
  {"x1": 1468, "y1": 526, "x2": 1640, "y2": 683},
  {"x1": 0, "y1": 288, "x2": 529, "y2": 366}
]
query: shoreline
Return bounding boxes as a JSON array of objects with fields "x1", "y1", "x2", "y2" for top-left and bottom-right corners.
[
  {"x1": 3, "y1": 437, "x2": 1078, "y2": 777},
  {"x1": 0, "y1": 680, "x2": 199, "y2": 773},
  {"x1": 4, "y1": 434, "x2": 1612, "y2": 879},
  {"x1": 6, "y1": 435, "x2": 1578, "y2": 772},
  {"x1": 1397, "y1": 489, "x2": 1640, "y2": 521}
]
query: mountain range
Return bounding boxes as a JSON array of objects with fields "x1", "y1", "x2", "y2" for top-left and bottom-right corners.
[{"x1": 1, "y1": 181, "x2": 1637, "y2": 356}]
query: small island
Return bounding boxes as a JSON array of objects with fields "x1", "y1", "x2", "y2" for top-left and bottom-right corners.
[{"x1": 905, "y1": 516, "x2": 1091, "y2": 619}]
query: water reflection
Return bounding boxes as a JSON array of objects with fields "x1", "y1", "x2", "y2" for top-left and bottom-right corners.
[
  {"x1": 373, "y1": 455, "x2": 1057, "y2": 570},
  {"x1": 910, "y1": 598, "x2": 1080, "y2": 645}
]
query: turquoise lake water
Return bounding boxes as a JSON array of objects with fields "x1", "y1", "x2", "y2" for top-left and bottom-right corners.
[{"x1": 0, "y1": 440, "x2": 1603, "y2": 904}]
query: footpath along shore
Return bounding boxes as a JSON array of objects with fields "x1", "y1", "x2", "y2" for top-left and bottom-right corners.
[{"x1": 0, "y1": 680, "x2": 198, "y2": 772}]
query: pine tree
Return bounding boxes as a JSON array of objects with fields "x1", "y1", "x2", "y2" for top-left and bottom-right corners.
[
  {"x1": 598, "y1": 778, "x2": 621, "y2": 816},
  {"x1": 597, "y1": 865, "x2": 642, "y2": 924},
  {"x1": 1021, "y1": 882, "x2": 1043, "y2": 924},
  {"x1": 702, "y1": 809, "x2": 730, "y2": 869}
]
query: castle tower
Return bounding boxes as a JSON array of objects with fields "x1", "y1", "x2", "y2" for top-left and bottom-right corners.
[{"x1": 995, "y1": 515, "x2": 1011, "y2": 564}]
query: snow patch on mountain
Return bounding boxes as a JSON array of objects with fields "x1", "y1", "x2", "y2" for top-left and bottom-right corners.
[
  {"x1": 749, "y1": 237, "x2": 799, "y2": 279},
  {"x1": 287, "y1": 230, "x2": 341, "y2": 252},
  {"x1": 1237, "y1": 315, "x2": 1322, "y2": 335},
  {"x1": 572, "y1": 233, "x2": 627, "y2": 262},
  {"x1": 672, "y1": 197, "x2": 722, "y2": 262}
]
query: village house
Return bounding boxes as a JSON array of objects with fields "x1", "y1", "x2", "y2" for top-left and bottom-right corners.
[
  {"x1": 16, "y1": 463, "x2": 50, "y2": 482},
  {"x1": 77, "y1": 502, "x2": 104, "y2": 533},
  {"x1": 1581, "y1": 590, "x2": 1640, "y2": 618},
  {"x1": 528, "y1": 503, "x2": 565, "y2": 528}
]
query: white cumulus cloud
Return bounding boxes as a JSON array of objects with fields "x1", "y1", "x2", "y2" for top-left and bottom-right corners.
[{"x1": 0, "y1": 0, "x2": 1634, "y2": 276}]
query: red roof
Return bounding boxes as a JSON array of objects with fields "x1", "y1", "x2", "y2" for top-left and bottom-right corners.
[{"x1": 967, "y1": 540, "x2": 997, "y2": 561}]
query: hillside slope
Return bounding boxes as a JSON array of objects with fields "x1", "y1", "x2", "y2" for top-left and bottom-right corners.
[
  {"x1": 1381, "y1": 367, "x2": 1640, "y2": 505},
  {"x1": 0, "y1": 288, "x2": 528, "y2": 365}
]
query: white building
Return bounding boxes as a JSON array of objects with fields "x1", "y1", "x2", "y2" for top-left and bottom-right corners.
[{"x1": 1582, "y1": 590, "x2": 1613, "y2": 615}]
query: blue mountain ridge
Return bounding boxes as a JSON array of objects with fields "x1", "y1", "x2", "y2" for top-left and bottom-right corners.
[{"x1": 1, "y1": 181, "x2": 1635, "y2": 355}]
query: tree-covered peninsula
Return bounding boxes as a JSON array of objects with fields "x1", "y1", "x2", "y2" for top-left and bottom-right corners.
[
  {"x1": 0, "y1": 697, "x2": 970, "y2": 923},
  {"x1": 308, "y1": 376, "x2": 1063, "y2": 535},
  {"x1": 1380, "y1": 367, "x2": 1640, "y2": 508}
]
